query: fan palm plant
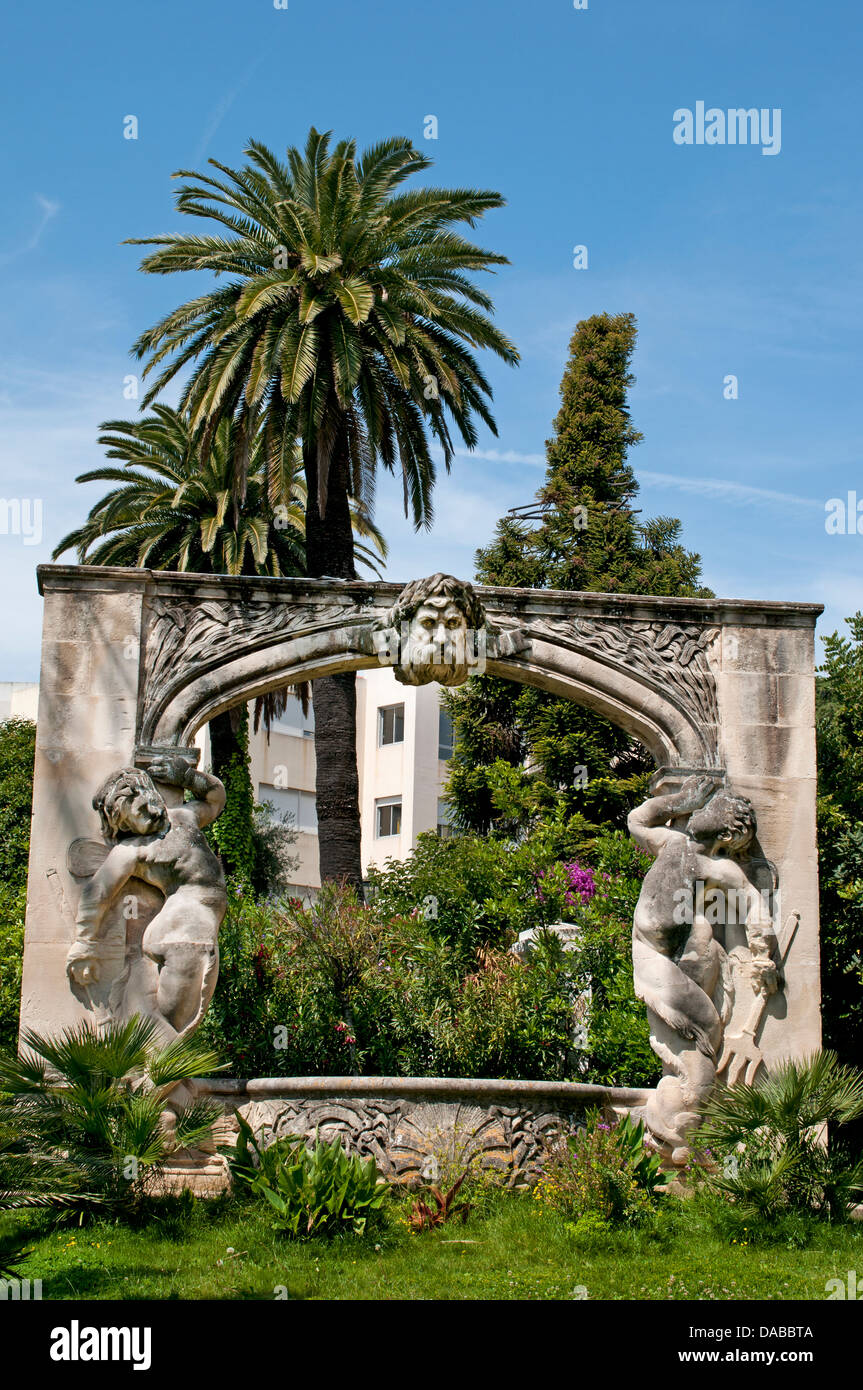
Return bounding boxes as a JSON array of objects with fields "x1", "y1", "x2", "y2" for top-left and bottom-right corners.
[
  {"x1": 0, "y1": 1016, "x2": 225, "y2": 1209},
  {"x1": 700, "y1": 1050, "x2": 863, "y2": 1222},
  {"x1": 0, "y1": 1121, "x2": 94, "y2": 1214},
  {"x1": 126, "y1": 127, "x2": 518, "y2": 884},
  {"x1": 0, "y1": 1117, "x2": 100, "y2": 1277}
]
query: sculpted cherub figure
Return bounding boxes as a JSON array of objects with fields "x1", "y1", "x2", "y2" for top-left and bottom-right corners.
[
  {"x1": 374, "y1": 573, "x2": 486, "y2": 686},
  {"x1": 627, "y1": 775, "x2": 779, "y2": 1161},
  {"x1": 66, "y1": 756, "x2": 227, "y2": 1043}
]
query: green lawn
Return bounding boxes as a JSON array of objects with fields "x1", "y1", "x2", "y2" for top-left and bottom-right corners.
[{"x1": 7, "y1": 1189, "x2": 863, "y2": 1301}]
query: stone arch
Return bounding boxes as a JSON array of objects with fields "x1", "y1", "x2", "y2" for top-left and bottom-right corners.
[
  {"x1": 136, "y1": 576, "x2": 721, "y2": 776},
  {"x1": 148, "y1": 643, "x2": 707, "y2": 773}
]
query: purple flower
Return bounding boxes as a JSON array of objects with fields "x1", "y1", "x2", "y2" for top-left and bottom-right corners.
[{"x1": 564, "y1": 863, "x2": 596, "y2": 905}]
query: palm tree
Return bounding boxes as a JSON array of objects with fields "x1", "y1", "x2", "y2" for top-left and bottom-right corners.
[
  {"x1": 53, "y1": 403, "x2": 386, "y2": 577},
  {"x1": 126, "y1": 127, "x2": 518, "y2": 886},
  {"x1": 700, "y1": 1051, "x2": 863, "y2": 1222},
  {"x1": 53, "y1": 406, "x2": 388, "y2": 880}
]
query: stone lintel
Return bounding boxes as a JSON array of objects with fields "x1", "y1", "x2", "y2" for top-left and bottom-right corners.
[
  {"x1": 36, "y1": 564, "x2": 824, "y2": 630},
  {"x1": 135, "y1": 744, "x2": 200, "y2": 771}
]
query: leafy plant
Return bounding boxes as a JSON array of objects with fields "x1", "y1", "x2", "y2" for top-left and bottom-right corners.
[
  {"x1": 408, "y1": 1171, "x2": 471, "y2": 1232},
  {"x1": 816, "y1": 614, "x2": 863, "y2": 1072},
  {"x1": 0, "y1": 1118, "x2": 96, "y2": 1214},
  {"x1": 610, "y1": 1113, "x2": 670, "y2": 1199},
  {"x1": 201, "y1": 880, "x2": 577, "y2": 1082},
  {"x1": 0, "y1": 719, "x2": 35, "y2": 891},
  {"x1": 536, "y1": 1108, "x2": 668, "y2": 1225},
  {"x1": 0, "y1": 1113, "x2": 102, "y2": 1277},
  {"x1": 0, "y1": 1016, "x2": 224, "y2": 1210},
  {"x1": 563, "y1": 1210, "x2": 612, "y2": 1249},
  {"x1": 700, "y1": 1051, "x2": 863, "y2": 1223},
  {"x1": 222, "y1": 1114, "x2": 386, "y2": 1237},
  {"x1": 0, "y1": 885, "x2": 25, "y2": 1056}
]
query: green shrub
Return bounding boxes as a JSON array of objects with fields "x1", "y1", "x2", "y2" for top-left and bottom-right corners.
[
  {"x1": 222, "y1": 1114, "x2": 386, "y2": 1238},
  {"x1": 367, "y1": 829, "x2": 558, "y2": 961},
  {"x1": 561, "y1": 834, "x2": 659, "y2": 1087},
  {"x1": 0, "y1": 720, "x2": 35, "y2": 890},
  {"x1": 371, "y1": 825, "x2": 658, "y2": 1085},
  {"x1": 0, "y1": 885, "x2": 25, "y2": 1054},
  {"x1": 201, "y1": 830, "x2": 659, "y2": 1086},
  {"x1": 0, "y1": 719, "x2": 35, "y2": 1053},
  {"x1": 563, "y1": 1209, "x2": 613, "y2": 1248},
  {"x1": 201, "y1": 882, "x2": 578, "y2": 1080}
]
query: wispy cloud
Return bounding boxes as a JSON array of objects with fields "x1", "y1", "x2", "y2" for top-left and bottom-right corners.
[
  {"x1": 638, "y1": 469, "x2": 822, "y2": 510},
  {"x1": 431, "y1": 445, "x2": 545, "y2": 467},
  {"x1": 193, "y1": 54, "x2": 268, "y2": 164},
  {"x1": 454, "y1": 446, "x2": 545, "y2": 467},
  {"x1": 435, "y1": 449, "x2": 824, "y2": 514},
  {"x1": 0, "y1": 195, "x2": 60, "y2": 266}
]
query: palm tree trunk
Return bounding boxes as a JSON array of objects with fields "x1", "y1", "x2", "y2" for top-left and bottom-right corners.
[{"x1": 304, "y1": 446, "x2": 364, "y2": 891}]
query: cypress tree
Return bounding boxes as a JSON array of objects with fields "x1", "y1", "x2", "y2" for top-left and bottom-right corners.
[{"x1": 445, "y1": 312, "x2": 710, "y2": 838}]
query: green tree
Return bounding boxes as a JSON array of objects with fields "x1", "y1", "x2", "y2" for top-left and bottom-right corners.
[
  {"x1": 126, "y1": 128, "x2": 517, "y2": 885},
  {"x1": 815, "y1": 613, "x2": 863, "y2": 1068},
  {"x1": 0, "y1": 718, "x2": 35, "y2": 890},
  {"x1": 445, "y1": 312, "x2": 710, "y2": 837}
]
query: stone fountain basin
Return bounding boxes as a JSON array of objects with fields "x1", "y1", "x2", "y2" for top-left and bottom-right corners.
[{"x1": 192, "y1": 1075, "x2": 653, "y2": 1188}]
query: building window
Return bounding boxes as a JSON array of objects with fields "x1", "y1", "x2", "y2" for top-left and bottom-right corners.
[
  {"x1": 437, "y1": 798, "x2": 454, "y2": 839},
  {"x1": 438, "y1": 708, "x2": 455, "y2": 761},
  {"x1": 272, "y1": 692, "x2": 315, "y2": 738},
  {"x1": 378, "y1": 703, "x2": 405, "y2": 746},
  {"x1": 257, "y1": 784, "x2": 318, "y2": 833},
  {"x1": 376, "y1": 797, "x2": 402, "y2": 838}
]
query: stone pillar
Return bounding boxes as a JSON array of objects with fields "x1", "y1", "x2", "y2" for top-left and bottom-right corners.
[
  {"x1": 714, "y1": 616, "x2": 821, "y2": 1066},
  {"x1": 18, "y1": 569, "x2": 149, "y2": 1038}
]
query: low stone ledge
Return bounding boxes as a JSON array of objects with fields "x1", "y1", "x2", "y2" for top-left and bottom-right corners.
[
  {"x1": 194, "y1": 1076, "x2": 653, "y2": 1187},
  {"x1": 198, "y1": 1074, "x2": 651, "y2": 1104}
]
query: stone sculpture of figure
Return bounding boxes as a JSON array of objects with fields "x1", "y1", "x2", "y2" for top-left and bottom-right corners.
[
  {"x1": 627, "y1": 775, "x2": 779, "y2": 1161},
  {"x1": 66, "y1": 756, "x2": 227, "y2": 1043},
  {"x1": 374, "y1": 573, "x2": 487, "y2": 686}
]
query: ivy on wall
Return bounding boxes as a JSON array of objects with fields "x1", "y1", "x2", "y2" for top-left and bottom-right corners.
[{"x1": 208, "y1": 704, "x2": 257, "y2": 883}]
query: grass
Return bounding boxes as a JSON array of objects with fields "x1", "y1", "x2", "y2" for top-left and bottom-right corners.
[{"x1": 5, "y1": 1184, "x2": 863, "y2": 1301}]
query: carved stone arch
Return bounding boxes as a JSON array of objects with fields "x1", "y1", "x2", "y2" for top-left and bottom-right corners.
[
  {"x1": 136, "y1": 578, "x2": 721, "y2": 776},
  {"x1": 151, "y1": 642, "x2": 709, "y2": 774}
]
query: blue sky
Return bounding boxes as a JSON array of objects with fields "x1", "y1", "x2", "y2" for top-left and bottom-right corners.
[{"x1": 2, "y1": 0, "x2": 861, "y2": 677}]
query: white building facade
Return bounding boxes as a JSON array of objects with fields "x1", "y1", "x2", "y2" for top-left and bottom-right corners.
[{"x1": 245, "y1": 667, "x2": 454, "y2": 893}]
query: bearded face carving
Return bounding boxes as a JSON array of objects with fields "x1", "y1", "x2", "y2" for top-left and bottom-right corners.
[{"x1": 373, "y1": 574, "x2": 487, "y2": 686}]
